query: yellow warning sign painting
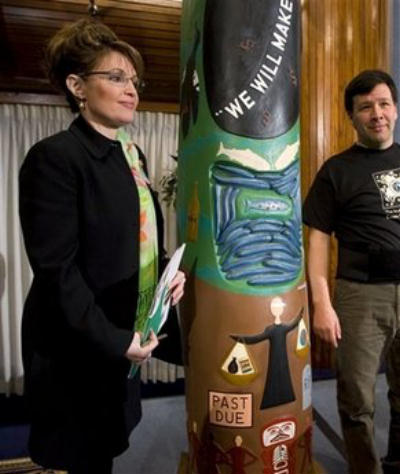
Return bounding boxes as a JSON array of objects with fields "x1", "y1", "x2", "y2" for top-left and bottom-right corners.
[{"x1": 220, "y1": 341, "x2": 258, "y2": 386}]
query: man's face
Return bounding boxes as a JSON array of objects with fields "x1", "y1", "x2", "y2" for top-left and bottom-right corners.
[{"x1": 350, "y1": 83, "x2": 398, "y2": 150}]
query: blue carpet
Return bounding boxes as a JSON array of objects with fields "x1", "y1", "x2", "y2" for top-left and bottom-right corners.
[
  {"x1": 0, "y1": 425, "x2": 29, "y2": 459},
  {"x1": 1, "y1": 377, "x2": 389, "y2": 473},
  {"x1": 0, "y1": 381, "x2": 184, "y2": 461},
  {"x1": 0, "y1": 395, "x2": 30, "y2": 460}
]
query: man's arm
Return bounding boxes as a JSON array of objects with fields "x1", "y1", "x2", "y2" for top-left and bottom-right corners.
[{"x1": 307, "y1": 228, "x2": 341, "y2": 347}]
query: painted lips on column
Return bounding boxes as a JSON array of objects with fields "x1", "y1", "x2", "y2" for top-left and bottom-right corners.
[{"x1": 203, "y1": 0, "x2": 299, "y2": 138}]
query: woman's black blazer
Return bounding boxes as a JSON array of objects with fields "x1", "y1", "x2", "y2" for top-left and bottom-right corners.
[{"x1": 19, "y1": 115, "x2": 166, "y2": 468}]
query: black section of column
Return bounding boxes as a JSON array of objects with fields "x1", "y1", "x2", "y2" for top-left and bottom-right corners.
[
  {"x1": 180, "y1": 29, "x2": 201, "y2": 139},
  {"x1": 203, "y1": 0, "x2": 300, "y2": 139}
]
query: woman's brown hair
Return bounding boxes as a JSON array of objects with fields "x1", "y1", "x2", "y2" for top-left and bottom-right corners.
[{"x1": 45, "y1": 18, "x2": 144, "y2": 112}]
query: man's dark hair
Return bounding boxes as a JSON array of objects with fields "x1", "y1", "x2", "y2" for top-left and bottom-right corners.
[{"x1": 344, "y1": 69, "x2": 398, "y2": 114}]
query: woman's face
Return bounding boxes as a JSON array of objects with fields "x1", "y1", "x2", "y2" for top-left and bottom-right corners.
[{"x1": 77, "y1": 51, "x2": 139, "y2": 138}]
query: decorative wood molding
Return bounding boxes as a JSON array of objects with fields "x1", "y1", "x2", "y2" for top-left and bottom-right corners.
[{"x1": 0, "y1": 92, "x2": 179, "y2": 113}]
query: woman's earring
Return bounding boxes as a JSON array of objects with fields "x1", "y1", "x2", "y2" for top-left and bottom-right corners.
[{"x1": 78, "y1": 98, "x2": 86, "y2": 110}]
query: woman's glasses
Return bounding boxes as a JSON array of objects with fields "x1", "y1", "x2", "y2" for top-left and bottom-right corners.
[{"x1": 81, "y1": 69, "x2": 145, "y2": 93}]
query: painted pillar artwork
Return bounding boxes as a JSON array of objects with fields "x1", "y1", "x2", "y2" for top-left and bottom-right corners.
[{"x1": 177, "y1": 1, "x2": 314, "y2": 473}]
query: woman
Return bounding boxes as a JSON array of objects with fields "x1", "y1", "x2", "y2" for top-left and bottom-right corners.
[{"x1": 19, "y1": 18, "x2": 185, "y2": 474}]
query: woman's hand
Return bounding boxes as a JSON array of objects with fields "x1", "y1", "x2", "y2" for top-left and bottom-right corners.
[
  {"x1": 169, "y1": 270, "x2": 186, "y2": 305},
  {"x1": 125, "y1": 330, "x2": 159, "y2": 363}
]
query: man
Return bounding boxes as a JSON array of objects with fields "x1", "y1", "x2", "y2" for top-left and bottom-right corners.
[{"x1": 303, "y1": 69, "x2": 400, "y2": 474}]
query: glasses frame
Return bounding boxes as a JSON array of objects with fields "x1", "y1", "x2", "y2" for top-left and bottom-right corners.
[{"x1": 80, "y1": 69, "x2": 145, "y2": 93}]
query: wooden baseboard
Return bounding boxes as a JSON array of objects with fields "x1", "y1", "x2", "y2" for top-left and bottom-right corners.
[
  {"x1": 0, "y1": 457, "x2": 66, "y2": 473},
  {"x1": 177, "y1": 452, "x2": 188, "y2": 474},
  {"x1": 313, "y1": 459, "x2": 327, "y2": 473}
]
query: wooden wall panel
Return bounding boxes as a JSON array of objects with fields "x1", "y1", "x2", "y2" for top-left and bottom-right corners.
[
  {"x1": 300, "y1": 0, "x2": 391, "y2": 369},
  {"x1": 0, "y1": 0, "x2": 181, "y2": 103}
]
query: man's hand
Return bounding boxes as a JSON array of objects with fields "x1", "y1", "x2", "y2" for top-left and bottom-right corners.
[
  {"x1": 313, "y1": 303, "x2": 342, "y2": 348},
  {"x1": 307, "y1": 228, "x2": 342, "y2": 348},
  {"x1": 125, "y1": 330, "x2": 159, "y2": 363}
]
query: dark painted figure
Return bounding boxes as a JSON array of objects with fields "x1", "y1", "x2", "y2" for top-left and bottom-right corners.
[{"x1": 231, "y1": 297, "x2": 301, "y2": 409}]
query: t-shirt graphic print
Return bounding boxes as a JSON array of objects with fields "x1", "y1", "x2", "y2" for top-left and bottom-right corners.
[{"x1": 373, "y1": 167, "x2": 400, "y2": 219}]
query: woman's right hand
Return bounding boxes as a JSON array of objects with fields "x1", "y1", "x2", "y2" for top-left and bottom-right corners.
[{"x1": 125, "y1": 330, "x2": 159, "y2": 363}]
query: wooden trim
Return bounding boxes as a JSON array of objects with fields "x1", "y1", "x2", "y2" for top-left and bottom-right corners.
[
  {"x1": 0, "y1": 92, "x2": 179, "y2": 113},
  {"x1": 139, "y1": 101, "x2": 179, "y2": 113},
  {"x1": 2, "y1": 0, "x2": 182, "y2": 16},
  {"x1": 0, "y1": 92, "x2": 67, "y2": 106}
]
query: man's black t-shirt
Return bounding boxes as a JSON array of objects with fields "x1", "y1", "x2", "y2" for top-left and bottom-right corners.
[
  {"x1": 303, "y1": 143, "x2": 400, "y2": 281},
  {"x1": 303, "y1": 143, "x2": 400, "y2": 250}
]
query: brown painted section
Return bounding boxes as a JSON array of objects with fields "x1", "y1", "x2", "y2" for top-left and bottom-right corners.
[{"x1": 180, "y1": 277, "x2": 312, "y2": 473}]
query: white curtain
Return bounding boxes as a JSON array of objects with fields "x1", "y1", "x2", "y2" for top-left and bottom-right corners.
[{"x1": 0, "y1": 104, "x2": 183, "y2": 395}]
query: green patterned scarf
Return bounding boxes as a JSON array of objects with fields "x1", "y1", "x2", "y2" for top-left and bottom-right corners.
[{"x1": 117, "y1": 129, "x2": 158, "y2": 334}]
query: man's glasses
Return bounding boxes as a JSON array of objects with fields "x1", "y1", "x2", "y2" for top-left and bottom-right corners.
[{"x1": 80, "y1": 69, "x2": 145, "y2": 93}]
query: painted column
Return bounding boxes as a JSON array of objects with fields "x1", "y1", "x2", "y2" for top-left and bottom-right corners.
[{"x1": 177, "y1": 1, "x2": 313, "y2": 473}]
